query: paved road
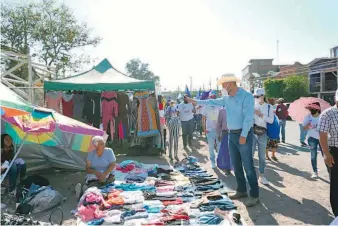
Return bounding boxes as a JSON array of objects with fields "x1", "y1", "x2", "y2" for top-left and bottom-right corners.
[{"x1": 174, "y1": 120, "x2": 334, "y2": 225}]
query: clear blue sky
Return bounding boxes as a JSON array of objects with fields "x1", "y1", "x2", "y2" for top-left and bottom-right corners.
[{"x1": 7, "y1": 0, "x2": 338, "y2": 91}]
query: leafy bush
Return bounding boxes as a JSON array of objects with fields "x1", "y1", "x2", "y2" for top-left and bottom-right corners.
[{"x1": 264, "y1": 75, "x2": 309, "y2": 102}]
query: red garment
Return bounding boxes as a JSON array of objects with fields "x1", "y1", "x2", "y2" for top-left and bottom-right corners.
[
  {"x1": 159, "y1": 103, "x2": 164, "y2": 110},
  {"x1": 276, "y1": 103, "x2": 289, "y2": 120},
  {"x1": 62, "y1": 98, "x2": 73, "y2": 117},
  {"x1": 161, "y1": 214, "x2": 189, "y2": 222},
  {"x1": 77, "y1": 204, "x2": 106, "y2": 222},
  {"x1": 101, "y1": 91, "x2": 119, "y2": 140},
  {"x1": 162, "y1": 198, "x2": 183, "y2": 206},
  {"x1": 116, "y1": 164, "x2": 135, "y2": 173}
]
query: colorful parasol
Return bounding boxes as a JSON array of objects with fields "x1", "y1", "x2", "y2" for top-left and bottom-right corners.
[
  {"x1": 3, "y1": 107, "x2": 106, "y2": 152},
  {"x1": 288, "y1": 97, "x2": 332, "y2": 123}
]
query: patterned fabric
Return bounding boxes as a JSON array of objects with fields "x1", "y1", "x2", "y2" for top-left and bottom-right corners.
[
  {"x1": 267, "y1": 139, "x2": 278, "y2": 149},
  {"x1": 168, "y1": 117, "x2": 181, "y2": 159},
  {"x1": 101, "y1": 91, "x2": 119, "y2": 140},
  {"x1": 318, "y1": 106, "x2": 338, "y2": 148},
  {"x1": 134, "y1": 92, "x2": 159, "y2": 138}
]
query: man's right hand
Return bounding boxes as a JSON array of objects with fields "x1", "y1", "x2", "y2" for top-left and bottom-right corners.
[
  {"x1": 186, "y1": 97, "x2": 196, "y2": 105},
  {"x1": 324, "y1": 152, "x2": 335, "y2": 167}
]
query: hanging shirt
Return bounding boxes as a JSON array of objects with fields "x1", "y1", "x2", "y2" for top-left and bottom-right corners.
[
  {"x1": 202, "y1": 105, "x2": 221, "y2": 131},
  {"x1": 62, "y1": 93, "x2": 74, "y2": 118},
  {"x1": 177, "y1": 103, "x2": 194, "y2": 121},
  {"x1": 83, "y1": 92, "x2": 101, "y2": 128},
  {"x1": 73, "y1": 93, "x2": 85, "y2": 119},
  {"x1": 303, "y1": 114, "x2": 320, "y2": 139},
  {"x1": 46, "y1": 92, "x2": 62, "y2": 113}
]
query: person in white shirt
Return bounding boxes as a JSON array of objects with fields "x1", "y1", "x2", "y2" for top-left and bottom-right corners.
[
  {"x1": 303, "y1": 102, "x2": 323, "y2": 179},
  {"x1": 202, "y1": 91, "x2": 222, "y2": 168},
  {"x1": 252, "y1": 88, "x2": 274, "y2": 185},
  {"x1": 177, "y1": 95, "x2": 195, "y2": 148}
]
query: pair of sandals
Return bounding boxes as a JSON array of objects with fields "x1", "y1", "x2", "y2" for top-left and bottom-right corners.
[{"x1": 266, "y1": 156, "x2": 278, "y2": 161}]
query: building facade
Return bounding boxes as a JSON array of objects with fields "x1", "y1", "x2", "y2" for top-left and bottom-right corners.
[
  {"x1": 241, "y1": 59, "x2": 284, "y2": 93},
  {"x1": 308, "y1": 57, "x2": 338, "y2": 105}
]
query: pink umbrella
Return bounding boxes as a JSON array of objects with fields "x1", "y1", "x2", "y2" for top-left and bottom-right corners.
[{"x1": 288, "y1": 97, "x2": 332, "y2": 123}]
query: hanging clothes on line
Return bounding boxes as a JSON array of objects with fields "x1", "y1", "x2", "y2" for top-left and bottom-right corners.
[
  {"x1": 130, "y1": 98, "x2": 138, "y2": 134},
  {"x1": 101, "y1": 91, "x2": 119, "y2": 140},
  {"x1": 134, "y1": 91, "x2": 160, "y2": 138},
  {"x1": 115, "y1": 92, "x2": 131, "y2": 140},
  {"x1": 62, "y1": 92, "x2": 74, "y2": 118},
  {"x1": 46, "y1": 91, "x2": 62, "y2": 113},
  {"x1": 73, "y1": 92, "x2": 85, "y2": 121},
  {"x1": 83, "y1": 92, "x2": 101, "y2": 128}
]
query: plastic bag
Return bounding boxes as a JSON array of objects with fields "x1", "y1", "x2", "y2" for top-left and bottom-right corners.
[{"x1": 28, "y1": 187, "x2": 64, "y2": 213}]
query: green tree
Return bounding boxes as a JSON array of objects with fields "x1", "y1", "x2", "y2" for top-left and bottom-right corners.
[
  {"x1": 264, "y1": 78, "x2": 285, "y2": 98},
  {"x1": 125, "y1": 58, "x2": 160, "y2": 83},
  {"x1": 283, "y1": 75, "x2": 309, "y2": 102},
  {"x1": 1, "y1": 0, "x2": 101, "y2": 78}
]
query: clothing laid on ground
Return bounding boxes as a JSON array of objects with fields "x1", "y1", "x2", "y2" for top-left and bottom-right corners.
[{"x1": 46, "y1": 92, "x2": 62, "y2": 113}]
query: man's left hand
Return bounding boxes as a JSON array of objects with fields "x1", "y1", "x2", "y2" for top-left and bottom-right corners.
[{"x1": 239, "y1": 136, "x2": 246, "y2": 145}]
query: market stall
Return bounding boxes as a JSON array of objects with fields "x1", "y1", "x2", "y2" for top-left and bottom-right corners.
[{"x1": 43, "y1": 59, "x2": 164, "y2": 155}]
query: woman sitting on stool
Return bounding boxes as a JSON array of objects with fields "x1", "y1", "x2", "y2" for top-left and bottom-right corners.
[{"x1": 75, "y1": 136, "x2": 116, "y2": 200}]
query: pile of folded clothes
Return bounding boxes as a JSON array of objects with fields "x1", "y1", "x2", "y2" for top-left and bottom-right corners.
[{"x1": 75, "y1": 158, "x2": 245, "y2": 225}]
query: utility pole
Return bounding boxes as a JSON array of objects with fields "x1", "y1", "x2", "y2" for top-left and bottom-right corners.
[
  {"x1": 190, "y1": 76, "x2": 192, "y2": 91},
  {"x1": 276, "y1": 40, "x2": 279, "y2": 64}
]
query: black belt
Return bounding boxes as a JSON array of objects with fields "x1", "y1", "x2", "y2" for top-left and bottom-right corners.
[{"x1": 229, "y1": 129, "x2": 242, "y2": 134}]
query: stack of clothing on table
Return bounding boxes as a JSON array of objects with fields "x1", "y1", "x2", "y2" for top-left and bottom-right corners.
[{"x1": 75, "y1": 159, "x2": 245, "y2": 225}]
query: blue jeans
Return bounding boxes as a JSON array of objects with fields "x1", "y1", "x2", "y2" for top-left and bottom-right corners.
[
  {"x1": 308, "y1": 137, "x2": 323, "y2": 173},
  {"x1": 279, "y1": 120, "x2": 286, "y2": 142},
  {"x1": 299, "y1": 124, "x2": 307, "y2": 143},
  {"x1": 206, "y1": 129, "x2": 220, "y2": 165},
  {"x1": 8, "y1": 163, "x2": 26, "y2": 191},
  {"x1": 252, "y1": 132, "x2": 268, "y2": 174},
  {"x1": 229, "y1": 129, "x2": 259, "y2": 198}
]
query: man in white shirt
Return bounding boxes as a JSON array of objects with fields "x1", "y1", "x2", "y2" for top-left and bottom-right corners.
[
  {"x1": 202, "y1": 91, "x2": 222, "y2": 168},
  {"x1": 178, "y1": 94, "x2": 195, "y2": 148}
]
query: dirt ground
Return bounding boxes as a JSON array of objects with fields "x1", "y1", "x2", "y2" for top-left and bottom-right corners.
[{"x1": 1, "y1": 121, "x2": 335, "y2": 225}]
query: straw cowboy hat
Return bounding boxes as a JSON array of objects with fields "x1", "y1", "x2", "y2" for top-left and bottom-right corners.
[
  {"x1": 217, "y1": 73, "x2": 241, "y2": 85},
  {"x1": 277, "y1": 98, "x2": 285, "y2": 103}
]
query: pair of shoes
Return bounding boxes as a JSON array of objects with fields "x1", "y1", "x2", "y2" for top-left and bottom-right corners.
[
  {"x1": 175, "y1": 156, "x2": 180, "y2": 162},
  {"x1": 266, "y1": 156, "x2": 272, "y2": 161},
  {"x1": 245, "y1": 197, "x2": 259, "y2": 207},
  {"x1": 259, "y1": 176, "x2": 270, "y2": 185},
  {"x1": 282, "y1": 140, "x2": 286, "y2": 143},
  {"x1": 229, "y1": 192, "x2": 248, "y2": 200},
  {"x1": 301, "y1": 142, "x2": 307, "y2": 147},
  {"x1": 271, "y1": 156, "x2": 278, "y2": 161},
  {"x1": 311, "y1": 172, "x2": 318, "y2": 179}
]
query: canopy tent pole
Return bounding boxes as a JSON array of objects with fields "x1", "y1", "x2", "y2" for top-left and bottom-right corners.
[{"x1": 1, "y1": 133, "x2": 28, "y2": 184}]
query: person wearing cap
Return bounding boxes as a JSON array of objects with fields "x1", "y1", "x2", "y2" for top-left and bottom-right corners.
[
  {"x1": 186, "y1": 73, "x2": 259, "y2": 207},
  {"x1": 252, "y1": 88, "x2": 274, "y2": 185},
  {"x1": 302, "y1": 102, "x2": 323, "y2": 179},
  {"x1": 318, "y1": 89, "x2": 338, "y2": 216},
  {"x1": 201, "y1": 91, "x2": 222, "y2": 168},
  {"x1": 177, "y1": 94, "x2": 195, "y2": 149},
  {"x1": 276, "y1": 98, "x2": 289, "y2": 143}
]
